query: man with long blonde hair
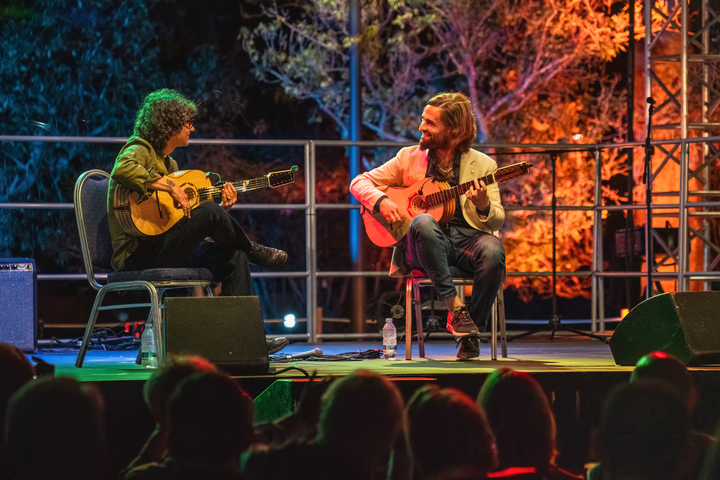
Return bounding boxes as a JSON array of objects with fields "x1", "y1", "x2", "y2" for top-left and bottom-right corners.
[{"x1": 350, "y1": 92, "x2": 505, "y2": 359}]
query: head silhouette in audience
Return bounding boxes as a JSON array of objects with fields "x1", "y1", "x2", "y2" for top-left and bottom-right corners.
[
  {"x1": 631, "y1": 351, "x2": 696, "y2": 412},
  {"x1": 166, "y1": 372, "x2": 254, "y2": 470},
  {"x1": 143, "y1": 355, "x2": 217, "y2": 430},
  {"x1": 700, "y1": 425, "x2": 720, "y2": 480},
  {"x1": 406, "y1": 385, "x2": 497, "y2": 480},
  {"x1": 599, "y1": 381, "x2": 688, "y2": 480},
  {"x1": 477, "y1": 368, "x2": 559, "y2": 473},
  {"x1": 316, "y1": 370, "x2": 405, "y2": 473},
  {"x1": 121, "y1": 355, "x2": 219, "y2": 474},
  {"x1": 2, "y1": 376, "x2": 107, "y2": 480},
  {"x1": 630, "y1": 351, "x2": 713, "y2": 480},
  {"x1": 0, "y1": 343, "x2": 34, "y2": 439},
  {"x1": 242, "y1": 370, "x2": 405, "y2": 480}
]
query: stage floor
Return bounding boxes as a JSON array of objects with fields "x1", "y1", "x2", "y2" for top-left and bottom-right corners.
[{"x1": 33, "y1": 333, "x2": 636, "y2": 383}]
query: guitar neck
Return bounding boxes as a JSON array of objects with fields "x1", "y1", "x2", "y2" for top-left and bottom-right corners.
[
  {"x1": 230, "y1": 177, "x2": 271, "y2": 193},
  {"x1": 422, "y1": 162, "x2": 530, "y2": 209},
  {"x1": 197, "y1": 177, "x2": 269, "y2": 201},
  {"x1": 424, "y1": 174, "x2": 496, "y2": 209}
]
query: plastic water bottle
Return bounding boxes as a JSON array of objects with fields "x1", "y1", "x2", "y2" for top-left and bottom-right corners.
[
  {"x1": 141, "y1": 322, "x2": 158, "y2": 368},
  {"x1": 383, "y1": 318, "x2": 397, "y2": 360}
]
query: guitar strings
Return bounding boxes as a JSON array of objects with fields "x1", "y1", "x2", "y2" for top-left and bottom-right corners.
[
  {"x1": 198, "y1": 169, "x2": 297, "y2": 199},
  {"x1": 198, "y1": 172, "x2": 295, "y2": 199},
  {"x1": 196, "y1": 178, "x2": 271, "y2": 200},
  {"x1": 425, "y1": 174, "x2": 493, "y2": 207},
  {"x1": 423, "y1": 165, "x2": 526, "y2": 207}
]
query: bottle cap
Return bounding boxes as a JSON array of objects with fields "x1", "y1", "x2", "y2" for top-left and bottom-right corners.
[{"x1": 385, "y1": 318, "x2": 392, "y2": 322}]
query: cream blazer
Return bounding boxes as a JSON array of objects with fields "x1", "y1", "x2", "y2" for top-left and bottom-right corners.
[{"x1": 350, "y1": 145, "x2": 505, "y2": 276}]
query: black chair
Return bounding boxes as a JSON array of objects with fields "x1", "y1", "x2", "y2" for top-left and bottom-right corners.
[{"x1": 74, "y1": 170, "x2": 214, "y2": 367}]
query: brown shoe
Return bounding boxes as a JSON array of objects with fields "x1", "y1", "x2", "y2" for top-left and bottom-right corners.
[
  {"x1": 247, "y1": 242, "x2": 287, "y2": 270},
  {"x1": 446, "y1": 306, "x2": 480, "y2": 337}
]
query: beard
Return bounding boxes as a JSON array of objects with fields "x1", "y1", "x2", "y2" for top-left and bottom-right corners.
[{"x1": 419, "y1": 131, "x2": 451, "y2": 151}]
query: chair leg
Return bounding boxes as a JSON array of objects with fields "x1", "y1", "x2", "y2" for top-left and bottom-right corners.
[
  {"x1": 135, "y1": 285, "x2": 163, "y2": 367},
  {"x1": 405, "y1": 279, "x2": 413, "y2": 360},
  {"x1": 413, "y1": 282, "x2": 425, "y2": 358},
  {"x1": 152, "y1": 286, "x2": 163, "y2": 362},
  {"x1": 75, "y1": 288, "x2": 109, "y2": 368},
  {"x1": 491, "y1": 295, "x2": 498, "y2": 361},
  {"x1": 498, "y1": 288, "x2": 507, "y2": 358}
]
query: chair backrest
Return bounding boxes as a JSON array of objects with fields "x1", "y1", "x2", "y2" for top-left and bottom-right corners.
[{"x1": 74, "y1": 170, "x2": 114, "y2": 290}]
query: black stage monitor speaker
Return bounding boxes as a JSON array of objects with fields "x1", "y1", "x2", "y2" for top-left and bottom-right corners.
[
  {"x1": 0, "y1": 258, "x2": 37, "y2": 352},
  {"x1": 609, "y1": 291, "x2": 720, "y2": 366},
  {"x1": 164, "y1": 296, "x2": 269, "y2": 374}
]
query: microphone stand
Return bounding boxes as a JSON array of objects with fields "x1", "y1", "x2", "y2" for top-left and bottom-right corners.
[
  {"x1": 644, "y1": 97, "x2": 656, "y2": 299},
  {"x1": 510, "y1": 152, "x2": 608, "y2": 343}
]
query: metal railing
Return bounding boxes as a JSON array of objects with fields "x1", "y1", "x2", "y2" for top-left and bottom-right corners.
[{"x1": 3, "y1": 135, "x2": 720, "y2": 340}]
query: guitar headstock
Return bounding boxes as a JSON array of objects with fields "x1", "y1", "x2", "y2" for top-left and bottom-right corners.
[
  {"x1": 495, "y1": 162, "x2": 532, "y2": 182},
  {"x1": 267, "y1": 165, "x2": 299, "y2": 188}
]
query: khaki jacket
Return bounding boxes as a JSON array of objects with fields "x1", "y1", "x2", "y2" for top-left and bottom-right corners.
[{"x1": 107, "y1": 137, "x2": 178, "y2": 271}]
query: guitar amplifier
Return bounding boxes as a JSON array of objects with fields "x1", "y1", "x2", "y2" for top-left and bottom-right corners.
[{"x1": 0, "y1": 258, "x2": 37, "y2": 352}]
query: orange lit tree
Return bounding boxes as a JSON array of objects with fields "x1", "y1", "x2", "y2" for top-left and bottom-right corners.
[{"x1": 242, "y1": 0, "x2": 660, "y2": 301}]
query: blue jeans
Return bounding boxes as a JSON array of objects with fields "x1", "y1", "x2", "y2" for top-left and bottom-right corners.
[
  {"x1": 405, "y1": 214, "x2": 505, "y2": 331},
  {"x1": 123, "y1": 202, "x2": 254, "y2": 297}
]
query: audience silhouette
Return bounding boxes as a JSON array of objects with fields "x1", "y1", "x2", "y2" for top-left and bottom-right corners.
[
  {"x1": 253, "y1": 373, "x2": 332, "y2": 447},
  {"x1": 123, "y1": 355, "x2": 218, "y2": 474},
  {"x1": 477, "y1": 368, "x2": 582, "y2": 479},
  {"x1": 631, "y1": 351, "x2": 714, "y2": 480},
  {"x1": 0, "y1": 344, "x2": 36, "y2": 480},
  {"x1": 4, "y1": 347, "x2": 720, "y2": 480},
  {"x1": 406, "y1": 384, "x2": 498, "y2": 480},
  {"x1": 3, "y1": 376, "x2": 107, "y2": 480},
  {"x1": 587, "y1": 351, "x2": 712, "y2": 480},
  {"x1": 122, "y1": 371, "x2": 254, "y2": 480},
  {"x1": 700, "y1": 423, "x2": 720, "y2": 480},
  {"x1": 242, "y1": 369, "x2": 405, "y2": 480},
  {"x1": 597, "y1": 381, "x2": 689, "y2": 480}
]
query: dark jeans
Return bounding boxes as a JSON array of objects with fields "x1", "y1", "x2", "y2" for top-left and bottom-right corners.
[
  {"x1": 123, "y1": 202, "x2": 254, "y2": 296},
  {"x1": 405, "y1": 214, "x2": 505, "y2": 331}
]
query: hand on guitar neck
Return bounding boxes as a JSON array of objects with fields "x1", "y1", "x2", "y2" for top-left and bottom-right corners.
[
  {"x1": 218, "y1": 182, "x2": 238, "y2": 212},
  {"x1": 466, "y1": 179, "x2": 490, "y2": 212}
]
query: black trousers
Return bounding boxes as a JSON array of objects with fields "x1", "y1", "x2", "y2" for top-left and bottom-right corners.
[{"x1": 123, "y1": 202, "x2": 254, "y2": 296}]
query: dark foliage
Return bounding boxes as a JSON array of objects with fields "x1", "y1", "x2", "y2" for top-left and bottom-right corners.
[{"x1": 0, "y1": 0, "x2": 352, "y2": 322}]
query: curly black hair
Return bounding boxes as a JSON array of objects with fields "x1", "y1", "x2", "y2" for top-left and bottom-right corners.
[{"x1": 133, "y1": 89, "x2": 197, "y2": 153}]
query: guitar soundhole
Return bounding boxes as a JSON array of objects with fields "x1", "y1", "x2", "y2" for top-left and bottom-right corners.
[
  {"x1": 409, "y1": 195, "x2": 426, "y2": 215},
  {"x1": 185, "y1": 188, "x2": 197, "y2": 205}
]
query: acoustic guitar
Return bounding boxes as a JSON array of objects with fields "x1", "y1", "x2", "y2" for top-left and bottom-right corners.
[
  {"x1": 114, "y1": 166, "x2": 298, "y2": 237},
  {"x1": 361, "y1": 161, "x2": 532, "y2": 247}
]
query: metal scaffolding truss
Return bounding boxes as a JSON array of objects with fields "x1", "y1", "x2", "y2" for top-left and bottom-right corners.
[{"x1": 644, "y1": 0, "x2": 720, "y2": 292}]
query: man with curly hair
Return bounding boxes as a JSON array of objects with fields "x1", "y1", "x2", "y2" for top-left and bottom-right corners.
[
  {"x1": 108, "y1": 88, "x2": 288, "y2": 354},
  {"x1": 350, "y1": 92, "x2": 505, "y2": 360}
]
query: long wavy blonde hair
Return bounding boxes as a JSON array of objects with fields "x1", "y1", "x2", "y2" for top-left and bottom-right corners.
[{"x1": 427, "y1": 92, "x2": 478, "y2": 154}]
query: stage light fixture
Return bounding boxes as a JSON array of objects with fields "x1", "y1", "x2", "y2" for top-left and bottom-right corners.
[{"x1": 283, "y1": 314, "x2": 296, "y2": 329}]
